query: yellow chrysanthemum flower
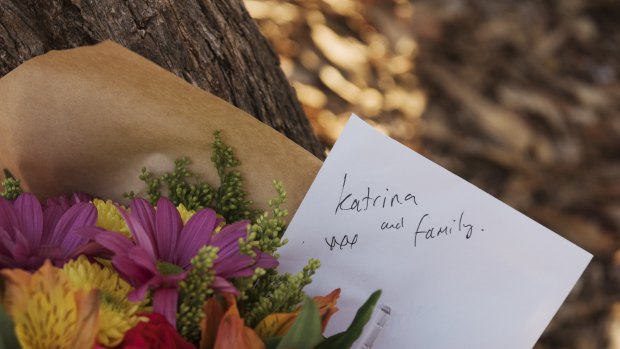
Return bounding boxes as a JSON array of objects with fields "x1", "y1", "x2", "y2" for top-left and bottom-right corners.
[
  {"x1": 63, "y1": 256, "x2": 146, "y2": 347},
  {"x1": 96, "y1": 199, "x2": 198, "y2": 234},
  {"x1": 94, "y1": 199, "x2": 131, "y2": 238},
  {"x1": 1, "y1": 260, "x2": 99, "y2": 349},
  {"x1": 177, "y1": 203, "x2": 196, "y2": 224}
]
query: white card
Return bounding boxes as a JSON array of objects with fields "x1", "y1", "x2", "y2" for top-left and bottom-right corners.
[{"x1": 278, "y1": 115, "x2": 592, "y2": 349}]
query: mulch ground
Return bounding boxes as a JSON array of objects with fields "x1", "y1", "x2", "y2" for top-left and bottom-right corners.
[{"x1": 246, "y1": 1, "x2": 620, "y2": 347}]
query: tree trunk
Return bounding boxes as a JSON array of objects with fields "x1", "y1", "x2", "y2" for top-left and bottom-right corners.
[{"x1": 0, "y1": 0, "x2": 325, "y2": 159}]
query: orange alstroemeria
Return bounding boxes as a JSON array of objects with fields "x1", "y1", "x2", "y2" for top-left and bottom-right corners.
[
  {"x1": 200, "y1": 294, "x2": 265, "y2": 349},
  {"x1": 200, "y1": 296, "x2": 226, "y2": 349},
  {"x1": 254, "y1": 288, "x2": 341, "y2": 339},
  {"x1": 1, "y1": 260, "x2": 99, "y2": 349}
]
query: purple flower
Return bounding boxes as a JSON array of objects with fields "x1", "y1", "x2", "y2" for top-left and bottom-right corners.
[
  {"x1": 82, "y1": 197, "x2": 278, "y2": 326},
  {"x1": 0, "y1": 193, "x2": 100, "y2": 270}
]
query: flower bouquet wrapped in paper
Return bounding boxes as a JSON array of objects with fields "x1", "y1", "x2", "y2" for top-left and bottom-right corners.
[{"x1": 0, "y1": 42, "x2": 380, "y2": 349}]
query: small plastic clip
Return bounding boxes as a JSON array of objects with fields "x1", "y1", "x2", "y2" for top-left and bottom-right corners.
[{"x1": 360, "y1": 303, "x2": 391, "y2": 349}]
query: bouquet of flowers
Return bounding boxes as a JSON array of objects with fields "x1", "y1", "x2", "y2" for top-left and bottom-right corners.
[
  {"x1": 0, "y1": 43, "x2": 379, "y2": 349},
  {"x1": 0, "y1": 132, "x2": 379, "y2": 349}
]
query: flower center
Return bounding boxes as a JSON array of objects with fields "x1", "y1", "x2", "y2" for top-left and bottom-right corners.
[{"x1": 156, "y1": 261, "x2": 184, "y2": 276}]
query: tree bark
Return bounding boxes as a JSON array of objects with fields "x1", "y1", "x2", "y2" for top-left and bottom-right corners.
[{"x1": 0, "y1": 0, "x2": 325, "y2": 159}]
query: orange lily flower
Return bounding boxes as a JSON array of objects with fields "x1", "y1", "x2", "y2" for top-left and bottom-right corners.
[
  {"x1": 254, "y1": 288, "x2": 341, "y2": 339},
  {"x1": 1, "y1": 260, "x2": 99, "y2": 349},
  {"x1": 200, "y1": 294, "x2": 265, "y2": 349}
]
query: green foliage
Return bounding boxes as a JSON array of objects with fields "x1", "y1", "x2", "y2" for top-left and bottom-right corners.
[
  {"x1": 1, "y1": 170, "x2": 22, "y2": 200},
  {"x1": 211, "y1": 131, "x2": 254, "y2": 222},
  {"x1": 250, "y1": 180, "x2": 288, "y2": 255},
  {"x1": 239, "y1": 259, "x2": 321, "y2": 328},
  {"x1": 124, "y1": 158, "x2": 215, "y2": 212},
  {"x1": 317, "y1": 290, "x2": 382, "y2": 349},
  {"x1": 177, "y1": 246, "x2": 219, "y2": 344},
  {"x1": 125, "y1": 131, "x2": 253, "y2": 223},
  {"x1": 275, "y1": 297, "x2": 323, "y2": 349},
  {"x1": 233, "y1": 266, "x2": 265, "y2": 295},
  {"x1": 233, "y1": 180, "x2": 303, "y2": 323},
  {"x1": 0, "y1": 303, "x2": 20, "y2": 349},
  {"x1": 160, "y1": 158, "x2": 216, "y2": 211},
  {"x1": 264, "y1": 337, "x2": 283, "y2": 349}
]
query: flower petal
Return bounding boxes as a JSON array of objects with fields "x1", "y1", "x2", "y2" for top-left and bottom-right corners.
[
  {"x1": 209, "y1": 220, "x2": 278, "y2": 278},
  {"x1": 175, "y1": 208, "x2": 218, "y2": 268},
  {"x1": 0, "y1": 254, "x2": 17, "y2": 269},
  {"x1": 69, "y1": 241, "x2": 112, "y2": 260},
  {"x1": 254, "y1": 312, "x2": 298, "y2": 338},
  {"x1": 117, "y1": 204, "x2": 157, "y2": 260},
  {"x1": 32, "y1": 245, "x2": 63, "y2": 264},
  {"x1": 70, "y1": 288, "x2": 100, "y2": 349},
  {"x1": 11, "y1": 231, "x2": 32, "y2": 267},
  {"x1": 120, "y1": 313, "x2": 195, "y2": 349},
  {"x1": 213, "y1": 295, "x2": 265, "y2": 349},
  {"x1": 130, "y1": 198, "x2": 156, "y2": 239},
  {"x1": 0, "y1": 225, "x2": 33, "y2": 269},
  {"x1": 50, "y1": 203, "x2": 97, "y2": 253},
  {"x1": 253, "y1": 250, "x2": 279, "y2": 270},
  {"x1": 314, "y1": 288, "x2": 341, "y2": 332},
  {"x1": 213, "y1": 255, "x2": 254, "y2": 278},
  {"x1": 70, "y1": 192, "x2": 93, "y2": 204},
  {"x1": 79, "y1": 227, "x2": 133, "y2": 255},
  {"x1": 128, "y1": 281, "x2": 156, "y2": 302},
  {"x1": 127, "y1": 246, "x2": 159, "y2": 274},
  {"x1": 161, "y1": 271, "x2": 189, "y2": 284},
  {"x1": 45, "y1": 196, "x2": 71, "y2": 212},
  {"x1": 14, "y1": 193, "x2": 43, "y2": 246},
  {"x1": 153, "y1": 287, "x2": 179, "y2": 327},
  {"x1": 201, "y1": 296, "x2": 226, "y2": 349},
  {"x1": 0, "y1": 264, "x2": 33, "y2": 313},
  {"x1": 1, "y1": 260, "x2": 100, "y2": 349},
  {"x1": 155, "y1": 197, "x2": 182, "y2": 262},
  {"x1": 214, "y1": 250, "x2": 278, "y2": 279},
  {"x1": 0, "y1": 228, "x2": 19, "y2": 268},
  {"x1": 0, "y1": 228, "x2": 16, "y2": 258},
  {"x1": 41, "y1": 200, "x2": 66, "y2": 245},
  {"x1": 254, "y1": 289, "x2": 341, "y2": 338},
  {"x1": 211, "y1": 276, "x2": 240, "y2": 295},
  {"x1": 210, "y1": 221, "x2": 249, "y2": 261},
  {"x1": 112, "y1": 247, "x2": 157, "y2": 289},
  {"x1": 0, "y1": 196, "x2": 18, "y2": 237}
]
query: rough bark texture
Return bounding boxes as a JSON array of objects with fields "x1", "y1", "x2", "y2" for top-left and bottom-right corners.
[{"x1": 0, "y1": 0, "x2": 325, "y2": 158}]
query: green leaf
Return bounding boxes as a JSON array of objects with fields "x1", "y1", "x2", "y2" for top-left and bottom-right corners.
[
  {"x1": 317, "y1": 290, "x2": 382, "y2": 349},
  {"x1": 276, "y1": 297, "x2": 323, "y2": 349},
  {"x1": 2, "y1": 169, "x2": 14, "y2": 179},
  {"x1": 264, "y1": 336, "x2": 282, "y2": 349},
  {"x1": 0, "y1": 303, "x2": 20, "y2": 349}
]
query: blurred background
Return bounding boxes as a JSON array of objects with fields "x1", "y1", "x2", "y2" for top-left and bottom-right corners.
[{"x1": 243, "y1": 0, "x2": 620, "y2": 348}]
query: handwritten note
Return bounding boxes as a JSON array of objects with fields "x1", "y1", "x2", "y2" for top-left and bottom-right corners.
[{"x1": 278, "y1": 115, "x2": 592, "y2": 349}]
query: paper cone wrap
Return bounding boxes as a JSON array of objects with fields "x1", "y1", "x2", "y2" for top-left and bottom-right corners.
[{"x1": 0, "y1": 41, "x2": 321, "y2": 217}]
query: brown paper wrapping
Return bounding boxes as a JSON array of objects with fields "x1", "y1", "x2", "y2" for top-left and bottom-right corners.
[{"x1": 0, "y1": 41, "x2": 321, "y2": 218}]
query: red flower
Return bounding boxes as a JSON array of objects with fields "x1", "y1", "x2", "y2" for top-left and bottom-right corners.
[{"x1": 118, "y1": 313, "x2": 196, "y2": 349}]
